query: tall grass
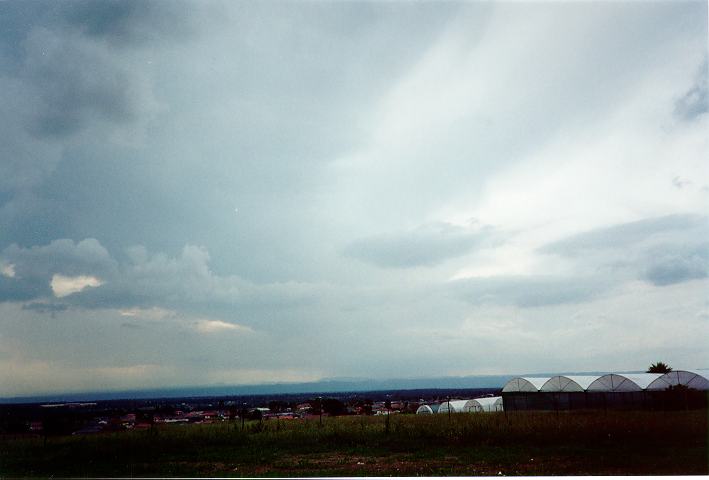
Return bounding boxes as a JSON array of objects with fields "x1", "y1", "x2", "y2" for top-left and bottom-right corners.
[{"x1": 1, "y1": 410, "x2": 706, "y2": 476}]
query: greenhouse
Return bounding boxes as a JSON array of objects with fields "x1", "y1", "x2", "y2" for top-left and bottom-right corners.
[
  {"x1": 540, "y1": 376, "x2": 599, "y2": 392},
  {"x1": 468, "y1": 396, "x2": 503, "y2": 412},
  {"x1": 501, "y1": 377, "x2": 550, "y2": 392},
  {"x1": 437, "y1": 400, "x2": 473, "y2": 414},
  {"x1": 587, "y1": 373, "x2": 663, "y2": 392},
  {"x1": 646, "y1": 370, "x2": 709, "y2": 391},
  {"x1": 501, "y1": 370, "x2": 709, "y2": 411},
  {"x1": 415, "y1": 404, "x2": 439, "y2": 415}
]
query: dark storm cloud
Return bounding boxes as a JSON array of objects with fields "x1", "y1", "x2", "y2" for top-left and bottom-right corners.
[
  {"x1": 344, "y1": 222, "x2": 492, "y2": 268},
  {"x1": 0, "y1": 238, "x2": 115, "y2": 302},
  {"x1": 23, "y1": 26, "x2": 154, "y2": 138},
  {"x1": 0, "y1": 0, "x2": 197, "y2": 197}
]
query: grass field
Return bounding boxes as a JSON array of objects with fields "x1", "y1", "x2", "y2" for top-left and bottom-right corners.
[{"x1": 1, "y1": 410, "x2": 707, "y2": 476}]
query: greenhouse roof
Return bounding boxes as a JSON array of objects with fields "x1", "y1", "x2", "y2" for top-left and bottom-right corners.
[{"x1": 501, "y1": 377, "x2": 550, "y2": 392}]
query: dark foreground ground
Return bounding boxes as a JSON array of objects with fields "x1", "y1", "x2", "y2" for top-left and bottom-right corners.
[{"x1": 1, "y1": 410, "x2": 707, "y2": 476}]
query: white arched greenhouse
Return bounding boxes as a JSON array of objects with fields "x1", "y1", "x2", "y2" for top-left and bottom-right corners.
[
  {"x1": 434, "y1": 397, "x2": 504, "y2": 414},
  {"x1": 501, "y1": 370, "x2": 709, "y2": 411},
  {"x1": 468, "y1": 396, "x2": 503, "y2": 412},
  {"x1": 502, "y1": 377, "x2": 550, "y2": 393},
  {"x1": 540, "y1": 376, "x2": 599, "y2": 392},
  {"x1": 437, "y1": 400, "x2": 474, "y2": 414},
  {"x1": 646, "y1": 370, "x2": 709, "y2": 391},
  {"x1": 587, "y1": 373, "x2": 663, "y2": 392},
  {"x1": 416, "y1": 404, "x2": 439, "y2": 415}
]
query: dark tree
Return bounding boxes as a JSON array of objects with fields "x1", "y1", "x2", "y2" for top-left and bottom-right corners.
[
  {"x1": 647, "y1": 361, "x2": 672, "y2": 373},
  {"x1": 321, "y1": 398, "x2": 347, "y2": 416}
]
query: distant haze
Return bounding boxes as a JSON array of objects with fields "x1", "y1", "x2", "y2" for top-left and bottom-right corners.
[{"x1": 0, "y1": 0, "x2": 707, "y2": 396}]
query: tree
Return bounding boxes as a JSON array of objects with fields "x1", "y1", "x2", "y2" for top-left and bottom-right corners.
[
  {"x1": 321, "y1": 398, "x2": 347, "y2": 416},
  {"x1": 647, "y1": 361, "x2": 672, "y2": 373}
]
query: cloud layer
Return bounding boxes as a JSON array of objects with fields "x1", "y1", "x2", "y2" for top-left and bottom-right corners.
[{"x1": 0, "y1": 0, "x2": 707, "y2": 396}]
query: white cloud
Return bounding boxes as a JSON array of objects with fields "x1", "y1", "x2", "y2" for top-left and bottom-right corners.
[
  {"x1": 1, "y1": 263, "x2": 14, "y2": 278},
  {"x1": 194, "y1": 319, "x2": 254, "y2": 334},
  {"x1": 50, "y1": 274, "x2": 103, "y2": 298}
]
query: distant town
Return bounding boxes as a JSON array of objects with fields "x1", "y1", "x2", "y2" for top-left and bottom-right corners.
[{"x1": 0, "y1": 387, "x2": 499, "y2": 437}]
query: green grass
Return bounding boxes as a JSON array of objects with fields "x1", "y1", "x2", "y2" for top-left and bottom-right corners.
[{"x1": 1, "y1": 410, "x2": 707, "y2": 476}]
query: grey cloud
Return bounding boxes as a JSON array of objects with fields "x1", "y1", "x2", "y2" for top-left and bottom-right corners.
[
  {"x1": 1, "y1": 238, "x2": 321, "y2": 323},
  {"x1": 59, "y1": 1, "x2": 199, "y2": 46},
  {"x1": 540, "y1": 214, "x2": 706, "y2": 255},
  {"x1": 344, "y1": 222, "x2": 492, "y2": 268},
  {"x1": 672, "y1": 176, "x2": 692, "y2": 189},
  {"x1": 0, "y1": 238, "x2": 115, "y2": 302},
  {"x1": 452, "y1": 275, "x2": 607, "y2": 308},
  {"x1": 0, "y1": 0, "x2": 188, "y2": 198},
  {"x1": 0, "y1": 1, "x2": 707, "y2": 394},
  {"x1": 540, "y1": 214, "x2": 709, "y2": 288},
  {"x1": 674, "y1": 58, "x2": 708, "y2": 122},
  {"x1": 22, "y1": 26, "x2": 157, "y2": 138},
  {"x1": 2, "y1": 238, "x2": 116, "y2": 281},
  {"x1": 120, "y1": 322, "x2": 141, "y2": 329},
  {"x1": 642, "y1": 246, "x2": 709, "y2": 286},
  {"x1": 22, "y1": 301, "x2": 69, "y2": 315}
]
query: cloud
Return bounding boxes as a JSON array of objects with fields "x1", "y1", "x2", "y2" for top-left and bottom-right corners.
[
  {"x1": 0, "y1": 238, "x2": 114, "y2": 302},
  {"x1": 21, "y1": 301, "x2": 69, "y2": 315},
  {"x1": 452, "y1": 275, "x2": 608, "y2": 308},
  {"x1": 1, "y1": 1, "x2": 708, "y2": 394},
  {"x1": 540, "y1": 214, "x2": 707, "y2": 256},
  {"x1": 540, "y1": 214, "x2": 709, "y2": 287},
  {"x1": 344, "y1": 221, "x2": 492, "y2": 268},
  {"x1": 194, "y1": 319, "x2": 253, "y2": 334},
  {"x1": 0, "y1": 238, "x2": 321, "y2": 327},
  {"x1": 674, "y1": 58, "x2": 708, "y2": 122},
  {"x1": 22, "y1": 27, "x2": 156, "y2": 138},
  {"x1": 119, "y1": 307, "x2": 174, "y2": 320},
  {"x1": 0, "y1": 0, "x2": 205, "y2": 200},
  {"x1": 642, "y1": 248, "x2": 709, "y2": 286},
  {"x1": 449, "y1": 214, "x2": 709, "y2": 308},
  {"x1": 1, "y1": 263, "x2": 14, "y2": 278},
  {"x1": 58, "y1": 1, "x2": 200, "y2": 46},
  {"x1": 50, "y1": 274, "x2": 103, "y2": 298}
]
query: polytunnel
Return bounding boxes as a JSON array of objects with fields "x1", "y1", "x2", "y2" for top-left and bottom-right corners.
[
  {"x1": 501, "y1": 369, "x2": 709, "y2": 411},
  {"x1": 501, "y1": 377, "x2": 550, "y2": 392},
  {"x1": 587, "y1": 373, "x2": 663, "y2": 392},
  {"x1": 540, "y1": 375, "x2": 600, "y2": 392},
  {"x1": 437, "y1": 400, "x2": 474, "y2": 414},
  {"x1": 415, "y1": 404, "x2": 439, "y2": 415},
  {"x1": 501, "y1": 377, "x2": 550, "y2": 411},
  {"x1": 468, "y1": 396, "x2": 503, "y2": 412},
  {"x1": 646, "y1": 370, "x2": 709, "y2": 391}
]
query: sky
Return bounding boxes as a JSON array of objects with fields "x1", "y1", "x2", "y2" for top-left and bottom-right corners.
[{"x1": 0, "y1": 0, "x2": 707, "y2": 397}]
